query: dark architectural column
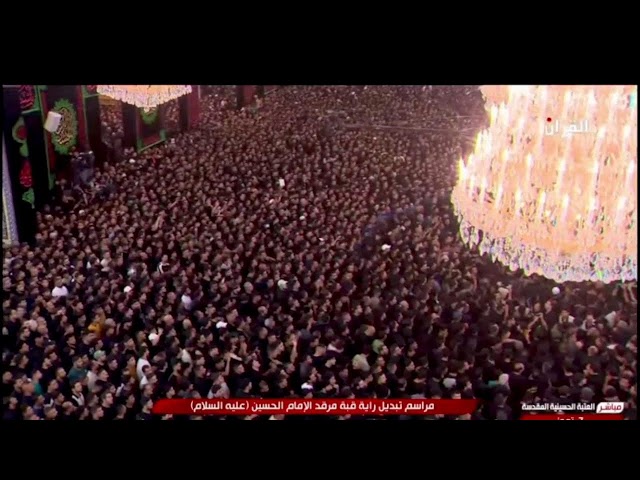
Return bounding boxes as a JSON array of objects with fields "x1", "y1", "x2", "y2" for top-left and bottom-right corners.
[
  {"x1": 122, "y1": 103, "x2": 138, "y2": 150},
  {"x1": 82, "y1": 86, "x2": 107, "y2": 168},
  {"x1": 236, "y1": 85, "x2": 258, "y2": 109},
  {"x1": 179, "y1": 86, "x2": 201, "y2": 132},
  {"x1": 236, "y1": 85, "x2": 244, "y2": 110}
]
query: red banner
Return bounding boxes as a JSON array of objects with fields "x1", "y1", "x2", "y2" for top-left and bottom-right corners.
[
  {"x1": 521, "y1": 414, "x2": 624, "y2": 421},
  {"x1": 152, "y1": 398, "x2": 479, "y2": 416}
]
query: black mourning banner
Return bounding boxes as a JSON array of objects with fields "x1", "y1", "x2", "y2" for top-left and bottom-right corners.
[
  {"x1": 137, "y1": 105, "x2": 166, "y2": 150},
  {"x1": 41, "y1": 86, "x2": 87, "y2": 180},
  {"x1": 2, "y1": 87, "x2": 37, "y2": 243},
  {"x1": 122, "y1": 103, "x2": 166, "y2": 152}
]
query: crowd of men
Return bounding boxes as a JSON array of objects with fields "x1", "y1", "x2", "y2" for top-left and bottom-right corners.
[
  {"x1": 2, "y1": 86, "x2": 636, "y2": 420},
  {"x1": 100, "y1": 103, "x2": 124, "y2": 146}
]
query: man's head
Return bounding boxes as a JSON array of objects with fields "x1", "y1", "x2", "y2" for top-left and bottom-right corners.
[
  {"x1": 91, "y1": 406, "x2": 104, "y2": 420},
  {"x1": 44, "y1": 406, "x2": 58, "y2": 420},
  {"x1": 142, "y1": 397, "x2": 153, "y2": 412}
]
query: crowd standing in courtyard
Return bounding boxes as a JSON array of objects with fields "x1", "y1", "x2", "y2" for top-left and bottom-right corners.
[{"x1": 2, "y1": 86, "x2": 636, "y2": 420}]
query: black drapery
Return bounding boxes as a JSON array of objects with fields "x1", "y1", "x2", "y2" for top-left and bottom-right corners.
[
  {"x1": 2, "y1": 88, "x2": 38, "y2": 243},
  {"x1": 22, "y1": 110, "x2": 51, "y2": 208},
  {"x1": 122, "y1": 103, "x2": 138, "y2": 150},
  {"x1": 83, "y1": 93, "x2": 106, "y2": 168}
]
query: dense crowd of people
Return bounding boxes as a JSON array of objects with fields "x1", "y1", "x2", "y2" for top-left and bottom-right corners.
[
  {"x1": 100, "y1": 87, "x2": 234, "y2": 145},
  {"x1": 100, "y1": 103, "x2": 124, "y2": 146},
  {"x1": 3, "y1": 86, "x2": 637, "y2": 420}
]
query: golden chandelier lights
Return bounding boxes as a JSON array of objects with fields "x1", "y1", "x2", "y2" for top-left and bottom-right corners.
[
  {"x1": 97, "y1": 85, "x2": 192, "y2": 110},
  {"x1": 451, "y1": 85, "x2": 637, "y2": 283}
]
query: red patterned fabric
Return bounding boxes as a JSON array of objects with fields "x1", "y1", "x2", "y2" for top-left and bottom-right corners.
[
  {"x1": 19, "y1": 160, "x2": 33, "y2": 188},
  {"x1": 19, "y1": 85, "x2": 36, "y2": 110}
]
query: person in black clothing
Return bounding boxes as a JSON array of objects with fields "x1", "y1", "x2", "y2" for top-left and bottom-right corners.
[
  {"x1": 3, "y1": 397, "x2": 21, "y2": 420},
  {"x1": 101, "y1": 391, "x2": 116, "y2": 420},
  {"x1": 136, "y1": 398, "x2": 153, "y2": 420},
  {"x1": 113, "y1": 404, "x2": 127, "y2": 420}
]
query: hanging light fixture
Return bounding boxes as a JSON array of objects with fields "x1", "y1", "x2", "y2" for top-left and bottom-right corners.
[
  {"x1": 97, "y1": 85, "x2": 192, "y2": 110},
  {"x1": 452, "y1": 85, "x2": 637, "y2": 283}
]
